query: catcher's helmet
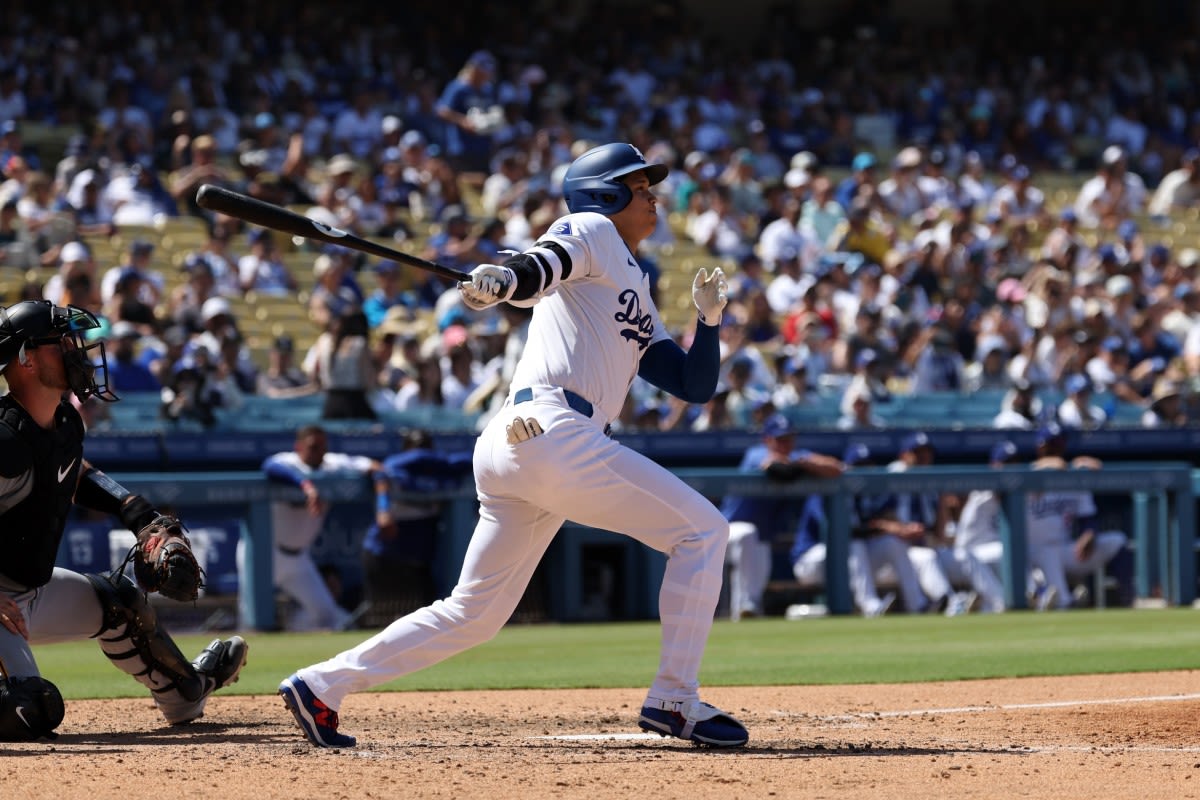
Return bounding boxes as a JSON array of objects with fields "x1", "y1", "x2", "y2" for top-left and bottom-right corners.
[
  {"x1": 0, "y1": 300, "x2": 117, "y2": 401},
  {"x1": 562, "y1": 143, "x2": 669, "y2": 215}
]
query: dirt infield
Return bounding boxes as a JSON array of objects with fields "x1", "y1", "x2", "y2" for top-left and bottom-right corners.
[{"x1": 4, "y1": 671, "x2": 1198, "y2": 800}]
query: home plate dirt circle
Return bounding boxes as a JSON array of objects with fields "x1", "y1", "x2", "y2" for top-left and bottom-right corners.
[{"x1": 4, "y1": 671, "x2": 1198, "y2": 800}]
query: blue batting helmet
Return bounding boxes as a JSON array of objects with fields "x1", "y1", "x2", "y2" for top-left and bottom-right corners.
[{"x1": 562, "y1": 143, "x2": 669, "y2": 215}]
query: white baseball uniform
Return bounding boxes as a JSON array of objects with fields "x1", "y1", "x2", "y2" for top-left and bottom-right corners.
[
  {"x1": 298, "y1": 211, "x2": 728, "y2": 711},
  {"x1": 1024, "y1": 490, "x2": 1127, "y2": 609},
  {"x1": 239, "y1": 450, "x2": 375, "y2": 631}
]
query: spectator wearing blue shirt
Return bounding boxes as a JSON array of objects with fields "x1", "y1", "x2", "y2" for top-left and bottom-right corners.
[
  {"x1": 363, "y1": 260, "x2": 413, "y2": 330},
  {"x1": 435, "y1": 50, "x2": 500, "y2": 176},
  {"x1": 721, "y1": 414, "x2": 843, "y2": 620},
  {"x1": 104, "y1": 321, "x2": 162, "y2": 394},
  {"x1": 835, "y1": 152, "x2": 878, "y2": 212},
  {"x1": 361, "y1": 429, "x2": 474, "y2": 627}
]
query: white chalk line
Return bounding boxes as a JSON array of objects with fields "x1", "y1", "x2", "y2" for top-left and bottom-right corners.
[{"x1": 783, "y1": 691, "x2": 1200, "y2": 722}]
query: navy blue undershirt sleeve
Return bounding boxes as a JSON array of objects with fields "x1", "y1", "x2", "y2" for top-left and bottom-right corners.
[{"x1": 636, "y1": 320, "x2": 721, "y2": 402}]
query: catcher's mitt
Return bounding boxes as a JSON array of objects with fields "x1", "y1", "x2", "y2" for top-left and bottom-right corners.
[{"x1": 132, "y1": 515, "x2": 203, "y2": 602}]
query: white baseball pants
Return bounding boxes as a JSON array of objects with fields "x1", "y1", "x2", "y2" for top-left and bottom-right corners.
[{"x1": 299, "y1": 398, "x2": 729, "y2": 711}]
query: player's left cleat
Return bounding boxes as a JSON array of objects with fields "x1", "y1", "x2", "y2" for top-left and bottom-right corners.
[
  {"x1": 279, "y1": 674, "x2": 357, "y2": 748},
  {"x1": 168, "y1": 636, "x2": 249, "y2": 725},
  {"x1": 638, "y1": 697, "x2": 749, "y2": 747}
]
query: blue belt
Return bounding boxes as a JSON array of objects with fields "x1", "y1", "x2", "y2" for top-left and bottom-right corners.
[{"x1": 513, "y1": 386, "x2": 594, "y2": 418}]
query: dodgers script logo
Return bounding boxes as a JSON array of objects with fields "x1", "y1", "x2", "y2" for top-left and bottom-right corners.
[{"x1": 614, "y1": 288, "x2": 653, "y2": 349}]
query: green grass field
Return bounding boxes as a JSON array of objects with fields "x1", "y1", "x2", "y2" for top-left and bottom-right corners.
[{"x1": 34, "y1": 608, "x2": 1200, "y2": 700}]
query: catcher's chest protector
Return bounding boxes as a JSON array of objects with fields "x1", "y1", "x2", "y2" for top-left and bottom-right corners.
[{"x1": 0, "y1": 397, "x2": 84, "y2": 588}]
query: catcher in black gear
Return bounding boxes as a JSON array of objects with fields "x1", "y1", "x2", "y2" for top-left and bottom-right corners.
[{"x1": 0, "y1": 301, "x2": 247, "y2": 740}]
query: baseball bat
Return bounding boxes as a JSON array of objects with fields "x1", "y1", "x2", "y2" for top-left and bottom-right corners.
[{"x1": 194, "y1": 184, "x2": 471, "y2": 282}]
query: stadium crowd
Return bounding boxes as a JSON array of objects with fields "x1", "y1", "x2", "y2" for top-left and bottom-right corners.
[{"x1": 0, "y1": 2, "x2": 1199, "y2": 434}]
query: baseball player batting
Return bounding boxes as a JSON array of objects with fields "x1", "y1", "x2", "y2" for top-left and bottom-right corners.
[
  {"x1": 0, "y1": 301, "x2": 247, "y2": 740},
  {"x1": 280, "y1": 142, "x2": 747, "y2": 749}
]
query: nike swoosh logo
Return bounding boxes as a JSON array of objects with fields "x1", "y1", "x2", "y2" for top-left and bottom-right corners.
[
  {"x1": 14, "y1": 706, "x2": 30, "y2": 728},
  {"x1": 627, "y1": 258, "x2": 638, "y2": 268},
  {"x1": 58, "y1": 458, "x2": 76, "y2": 483}
]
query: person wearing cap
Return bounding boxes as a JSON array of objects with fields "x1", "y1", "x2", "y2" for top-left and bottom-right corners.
[
  {"x1": 948, "y1": 440, "x2": 1020, "y2": 587},
  {"x1": 886, "y1": 432, "x2": 1005, "y2": 614},
  {"x1": 1148, "y1": 148, "x2": 1200, "y2": 218},
  {"x1": 1024, "y1": 424, "x2": 1132, "y2": 609},
  {"x1": 308, "y1": 248, "x2": 365, "y2": 329},
  {"x1": 1056, "y1": 373, "x2": 1108, "y2": 430},
  {"x1": 435, "y1": 49, "x2": 500, "y2": 177},
  {"x1": 102, "y1": 161, "x2": 178, "y2": 227},
  {"x1": 104, "y1": 321, "x2": 161, "y2": 394},
  {"x1": 841, "y1": 441, "x2": 944, "y2": 615},
  {"x1": 258, "y1": 334, "x2": 318, "y2": 399},
  {"x1": 1073, "y1": 144, "x2": 1147, "y2": 229},
  {"x1": 688, "y1": 183, "x2": 754, "y2": 261},
  {"x1": 362, "y1": 260, "x2": 414, "y2": 330},
  {"x1": 100, "y1": 238, "x2": 162, "y2": 309},
  {"x1": 168, "y1": 133, "x2": 231, "y2": 217},
  {"x1": 835, "y1": 152, "x2": 878, "y2": 213},
  {"x1": 720, "y1": 414, "x2": 845, "y2": 620},
  {"x1": 877, "y1": 146, "x2": 929, "y2": 223},
  {"x1": 905, "y1": 324, "x2": 965, "y2": 394},
  {"x1": 787, "y1": 443, "x2": 897, "y2": 618},
  {"x1": 41, "y1": 240, "x2": 99, "y2": 308},
  {"x1": 1141, "y1": 377, "x2": 1189, "y2": 428},
  {"x1": 480, "y1": 149, "x2": 530, "y2": 219},
  {"x1": 238, "y1": 228, "x2": 299, "y2": 295}
]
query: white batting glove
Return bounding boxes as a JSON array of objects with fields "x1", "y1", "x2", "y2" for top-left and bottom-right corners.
[
  {"x1": 505, "y1": 416, "x2": 544, "y2": 445},
  {"x1": 459, "y1": 264, "x2": 517, "y2": 311},
  {"x1": 692, "y1": 267, "x2": 729, "y2": 325}
]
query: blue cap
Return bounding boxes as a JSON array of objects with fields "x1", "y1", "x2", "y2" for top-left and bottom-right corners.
[
  {"x1": 852, "y1": 152, "x2": 877, "y2": 171},
  {"x1": 1060, "y1": 207, "x2": 1078, "y2": 222},
  {"x1": 761, "y1": 413, "x2": 796, "y2": 439},
  {"x1": 1118, "y1": 219, "x2": 1138, "y2": 241},
  {"x1": 1036, "y1": 422, "x2": 1065, "y2": 447},
  {"x1": 990, "y1": 440, "x2": 1018, "y2": 463},
  {"x1": 1064, "y1": 373, "x2": 1091, "y2": 394},
  {"x1": 1097, "y1": 243, "x2": 1118, "y2": 262},
  {"x1": 374, "y1": 260, "x2": 400, "y2": 274},
  {"x1": 1151, "y1": 243, "x2": 1170, "y2": 261},
  {"x1": 899, "y1": 431, "x2": 933, "y2": 454},
  {"x1": 253, "y1": 112, "x2": 276, "y2": 130},
  {"x1": 843, "y1": 442, "x2": 872, "y2": 466},
  {"x1": 1010, "y1": 164, "x2": 1030, "y2": 181},
  {"x1": 467, "y1": 50, "x2": 497, "y2": 70}
]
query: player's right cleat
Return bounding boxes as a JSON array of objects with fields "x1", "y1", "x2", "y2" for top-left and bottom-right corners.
[
  {"x1": 279, "y1": 674, "x2": 356, "y2": 748},
  {"x1": 638, "y1": 697, "x2": 749, "y2": 747}
]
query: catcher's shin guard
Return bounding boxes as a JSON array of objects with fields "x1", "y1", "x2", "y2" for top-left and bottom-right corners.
[{"x1": 85, "y1": 572, "x2": 204, "y2": 702}]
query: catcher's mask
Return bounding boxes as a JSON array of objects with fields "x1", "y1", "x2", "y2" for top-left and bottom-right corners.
[{"x1": 0, "y1": 300, "x2": 118, "y2": 402}]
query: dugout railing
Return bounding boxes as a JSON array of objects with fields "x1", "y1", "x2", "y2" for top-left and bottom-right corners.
[{"x1": 91, "y1": 463, "x2": 1195, "y2": 629}]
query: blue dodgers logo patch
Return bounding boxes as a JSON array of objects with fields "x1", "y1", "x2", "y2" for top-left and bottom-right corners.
[
  {"x1": 549, "y1": 221, "x2": 573, "y2": 236},
  {"x1": 614, "y1": 288, "x2": 653, "y2": 349}
]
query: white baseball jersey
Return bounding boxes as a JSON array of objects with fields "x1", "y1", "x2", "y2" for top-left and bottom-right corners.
[
  {"x1": 265, "y1": 451, "x2": 376, "y2": 551},
  {"x1": 509, "y1": 211, "x2": 673, "y2": 423},
  {"x1": 955, "y1": 490, "x2": 1002, "y2": 550}
]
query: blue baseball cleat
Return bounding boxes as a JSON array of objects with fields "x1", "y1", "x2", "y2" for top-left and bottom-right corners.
[
  {"x1": 638, "y1": 697, "x2": 749, "y2": 747},
  {"x1": 279, "y1": 674, "x2": 356, "y2": 748}
]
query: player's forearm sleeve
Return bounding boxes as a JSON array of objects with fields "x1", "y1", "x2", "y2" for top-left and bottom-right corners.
[
  {"x1": 505, "y1": 240, "x2": 575, "y2": 301},
  {"x1": 637, "y1": 320, "x2": 720, "y2": 402},
  {"x1": 263, "y1": 459, "x2": 310, "y2": 487}
]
